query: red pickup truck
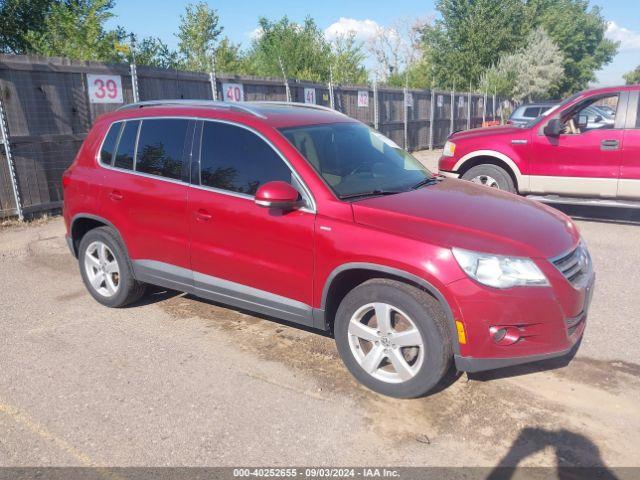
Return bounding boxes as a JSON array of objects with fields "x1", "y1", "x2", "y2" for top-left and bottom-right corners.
[{"x1": 439, "y1": 85, "x2": 640, "y2": 202}]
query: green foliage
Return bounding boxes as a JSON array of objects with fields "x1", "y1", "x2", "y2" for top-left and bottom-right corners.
[
  {"x1": 423, "y1": 0, "x2": 529, "y2": 90},
  {"x1": 528, "y1": 0, "x2": 619, "y2": 96},
  {"x1": 135, "y1": 37, "x2": 180, "y2": 69},
  {"x1": 0, "y1": 0, "x2": 56, "y2": 54},
  {"x1": 330, "y1": 33, "x2": 368, "y2": 85},
  {"x1": 423, "y1": 0, "x2": 619, "y2": 96},
  {"x1": 176, "y1": 1, "x2": 223, "y2": 72},
  {"x1": 214, "y1": 37, "x2": 247, "y2": 75},
  {"x1": 246, "y1": 16, "x2": 333, "y2": 82},
  {"x1": 24, "y1": 0, "x2": 123, "y2": 61},
  {"x1": 624, "y1": 66, "x2": 640, "y2": 85},
  {"x1": 480, "y1": 28, "x2": 564, "y2": 102}
]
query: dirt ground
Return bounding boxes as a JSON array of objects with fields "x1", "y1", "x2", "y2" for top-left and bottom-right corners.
[{"x1": 1, "y1": 207, "x2": 639, "y2": 470}]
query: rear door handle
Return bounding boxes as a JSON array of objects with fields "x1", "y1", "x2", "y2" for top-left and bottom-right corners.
[
  {"x1": 195, "y1": 209, "x2": 212, "y2": 222},
  {"x1": 108, "y1": 190, "x2": 123, "y2": 201},
  {"x1": 600, "y1": 139, "x2": 620, "y2": 151}
]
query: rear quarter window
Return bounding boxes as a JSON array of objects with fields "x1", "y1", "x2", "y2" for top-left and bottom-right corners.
[
  {"x1": 113, "y1": 121, "x2": 140, "y2": 170},
  {"x1": 99, "y1": 122, "x2": 122, "y2": 165}
]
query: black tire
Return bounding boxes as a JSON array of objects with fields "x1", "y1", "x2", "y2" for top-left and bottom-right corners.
[
  {"x1": 78, "y1": 226, "x2": 146, "y2": 308},
  {"x1": 461, "y1": 164, "x2": 516, "y2": 193},
  {"x1": 334, "y1": 279, "x2": 452, "y2": 398}
]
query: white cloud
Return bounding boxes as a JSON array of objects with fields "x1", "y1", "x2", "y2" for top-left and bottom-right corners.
[
  {"x1": 606, "y1": 21, "x2": 640, "y2": 51},
  {"x1": 324, "y1": 18, "x2": 382, "y2": 43}
]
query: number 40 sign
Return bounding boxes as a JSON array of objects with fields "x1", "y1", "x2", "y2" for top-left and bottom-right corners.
[{"x1": 87, "y1": 74, "x2": 123, "y2": 104}]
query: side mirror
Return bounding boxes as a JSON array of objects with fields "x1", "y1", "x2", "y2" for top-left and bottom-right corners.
[
  {"x1": 543, "y1": 118, "x2": 563, "y2": 137},
  {"x1": 254, "y1": 181, "x2": 304, "y2": 210},
  {"x1": 593, "y1": 115, "x2": 603, "y2": 124}
]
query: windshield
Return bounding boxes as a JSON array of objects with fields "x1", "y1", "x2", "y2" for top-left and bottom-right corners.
[
  {"x1": 521, "y1": 91, "x2": 586, "y2": 128},
  {"x1": 280, "y1": 123, "x2": 433, "y2": 199}
]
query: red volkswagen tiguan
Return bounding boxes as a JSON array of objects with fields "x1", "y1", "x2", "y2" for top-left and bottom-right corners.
[{"x1": 63, "y1": 101, "x2": 594, "y2": 398}]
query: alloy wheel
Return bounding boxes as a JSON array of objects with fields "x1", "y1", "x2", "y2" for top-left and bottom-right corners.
[
  {"x1": 347, "y1": 302, "x2": 425, "y2": 383},
  {"x1": 84, "y1": 241, "x2": 120, "y2": 297}
]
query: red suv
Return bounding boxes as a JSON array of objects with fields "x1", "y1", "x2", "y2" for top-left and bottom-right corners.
[
  {"x1": 63, "y1": 100, "x2": 594, "y2": 398},
  {"x1": 439, "y1": 86, "x2": 640, "y2": 201}
]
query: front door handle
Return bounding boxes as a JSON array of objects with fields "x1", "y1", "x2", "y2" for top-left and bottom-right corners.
[
  {"x1": 195, "y1": 209, "x2": 212, "y2": 222},
  {"x1": 601, "y1": 139, "x2": 620, "y2": 151},
  {"x1": 108, "y1": 190, "x2": 123, "y2": 201}
]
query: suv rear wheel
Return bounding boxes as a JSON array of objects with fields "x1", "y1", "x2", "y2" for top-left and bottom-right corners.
[
  {"x1": 334, "y1": 279, "x2": 452, "y2": 398},
  {"x1": 78, "y1": 226, "x2": 146, "y2": 308},
  {"x1": 462, "y1": 164, "x2": 516, "y2": 193}
]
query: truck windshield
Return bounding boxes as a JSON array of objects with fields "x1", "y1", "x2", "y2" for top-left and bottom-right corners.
[{"x1": 280, "y1": 123, "x2": 434, "y2": 200}]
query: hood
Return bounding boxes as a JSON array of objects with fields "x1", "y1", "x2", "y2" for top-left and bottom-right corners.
[
  {"x1": 450, "y1": 125, "x2": 526, "y2": 141},
  {"x1": 352, "y1": 179, "x2": 579, "y2": 259}
]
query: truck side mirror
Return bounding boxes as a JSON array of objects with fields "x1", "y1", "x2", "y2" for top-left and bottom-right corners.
[{"x1": 543, "y1": 118, "x2": 563, "y2": 137}]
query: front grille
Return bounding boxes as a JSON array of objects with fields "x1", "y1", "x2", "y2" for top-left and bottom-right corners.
[{"x1": 552, "y1": 245, "x2": 591, "y2": 288}]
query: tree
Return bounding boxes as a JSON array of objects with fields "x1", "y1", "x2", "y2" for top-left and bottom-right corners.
[
  {"x1": 0, "y1": 0, "x2": 57, "y2": 54},
  {"x1": 214, "y1": 38, "x2": 247, "y2": 75},
  {"x1": 24, "y1": 0, "x2": 122, "y2": 61},
  {"x1": 330, "y1": 33, "x2": 368, "y2": 85},
  {"x1": 176, "y1": 1, "x2": 223, "y2": 72},
  {"x1": 423, "y1": 0, "x2": 529, "y2": 89},
  {"x1": 135, "y1": 37, "x2": 180, "y2": 69},
  {"x1": 527, "y1": 0, "x2": 619, "y2": 96},
  {"x1": 480, "y1": 28, "x2": 564, "y2": 102},
  {"x1": 246, "y1": 16, "x2": 333, "y2": 82},
  {"x1": 624, "y1": 66, "x2": 640, "y2": 85},
  {"x1": 367, "y1": 18, "x2": 429, "y2": 85}
]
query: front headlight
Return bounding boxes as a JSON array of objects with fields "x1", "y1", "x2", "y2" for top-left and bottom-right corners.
[
  {"x1": 452, "y1": 248, "x2": 549, "y2": 289},
  {"x1": 442, "y1": 140, "x2": 456, "y2": 157}
]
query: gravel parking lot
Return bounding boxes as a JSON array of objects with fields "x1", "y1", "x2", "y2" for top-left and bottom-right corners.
[{"x1": 1, "y1": 177, "x2": 639, "y2": 469}]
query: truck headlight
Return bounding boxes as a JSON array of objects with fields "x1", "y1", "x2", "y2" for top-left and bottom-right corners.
[
  {"x1": 442, "y1": 140, "x2": 456, "y2": 157},
  {"x1": 452, "y1": 248, "x2": 549, "y2": 289}
]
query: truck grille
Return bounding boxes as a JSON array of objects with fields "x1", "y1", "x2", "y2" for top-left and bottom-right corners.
[{"x1": 552, "y1": 244, "x2": 591, "y2": 288}]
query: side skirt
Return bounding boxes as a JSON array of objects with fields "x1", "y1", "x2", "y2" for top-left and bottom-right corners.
[{"x1": 132, "y1": 259, "x2": 316, "y2": 328}]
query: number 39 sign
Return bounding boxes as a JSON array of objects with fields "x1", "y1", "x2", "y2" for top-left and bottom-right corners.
[{"x1": 87, "y1": 74, "x2": 123, "y2": 104}]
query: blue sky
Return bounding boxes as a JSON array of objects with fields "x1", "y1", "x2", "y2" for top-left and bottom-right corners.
[{"x1": 107, "y1": 0, "x2": 640, "y2": 86}]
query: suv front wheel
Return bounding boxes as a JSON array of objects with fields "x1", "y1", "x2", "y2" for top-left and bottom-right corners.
[
  {"x1": 334, "y1": 279, "x2": 452, "y2": 398},
  {"x1": 78, "y1": 226, "x2": 146, "y2": 308}
]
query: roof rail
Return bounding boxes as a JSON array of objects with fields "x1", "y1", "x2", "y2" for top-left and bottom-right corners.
[
  {"x1": 247, "y1": 101, "x2": 345, "y2": 116},
  {"x1": 117, "y1": 100, "x2": 267, "y2": 119}
]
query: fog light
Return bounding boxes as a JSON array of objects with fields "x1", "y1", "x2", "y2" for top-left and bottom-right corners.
[
  {"x1": 492, "y1": 328, "x2": 507, "y2": 343},
  {"x1": 490, "y1": 326, "x2": 521, "y2": 345}
]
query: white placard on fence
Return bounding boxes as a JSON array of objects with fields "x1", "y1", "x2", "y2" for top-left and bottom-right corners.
[
  {"x1": 304, "y1": 88, "x2": 316, "y2": 104},
  {"x1": 86, "y1": 74, "x2": 123, "y2": 104},
  {"x1": 437, "y1": 95, "x2": 443, "y2": 108},
  {"x1": 357, "y1": 90, "x2": 369, "y2": 108},
  {"x1": 458, "y1": 96, "x2": 465, "y2": 108},
  {"x1": 405, "y1": 93, "x2": 414, "y2": 108},
  {"x1": 222, "y1": 83, "x2": 244, "y2": 102}
]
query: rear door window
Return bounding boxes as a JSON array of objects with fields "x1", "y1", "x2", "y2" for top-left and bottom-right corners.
[
  {"x1": 523, "y1": 107, "x2": 541, "y2": 118},
  {"x1": 113, "y1": 121, "x2": 140, "y2": 170},
  {"x1": 100, "y1": 122, "x2": 122, "y2": 165},
  {"x1": 135, "y1": 119, "x2": 189, "y2": 180}
]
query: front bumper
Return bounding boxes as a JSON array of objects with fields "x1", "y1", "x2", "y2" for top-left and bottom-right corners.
[
  {"x1": 450, "y1": 272, "x2": 594, "y2": 373},
  {"x1": 438, "y1": 170, "x2": 459, "y2": 179}
]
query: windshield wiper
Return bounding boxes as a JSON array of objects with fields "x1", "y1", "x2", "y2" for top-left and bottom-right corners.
[
  {"x1": 411, "y1": 176, "x2": 440, "y2": 190},
  {"x1": 339, "y1": 190, "x2": 404, "y2": 200}
]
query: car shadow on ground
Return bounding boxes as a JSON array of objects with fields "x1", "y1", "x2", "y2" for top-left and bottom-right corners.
[
  {"x1": 550, "y1": 204, "x2": 640, "y2": 225},
  {"x1": 486, "y1": 427, "x2": 619, "y2": 479},
  {"x1": 467, "y1": 340, "x2": 581, "y2": 383}
]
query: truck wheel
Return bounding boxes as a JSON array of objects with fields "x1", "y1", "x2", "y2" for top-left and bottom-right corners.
[
  {"x1": 462, "y1": 164, "x2": 516, "y2": 193},
  {"x1": 78, "y1": 226, "x2": 146, "y2": 308},
  {"x1": 334, "y1": 279, "x2": 452, "y2": 398}
]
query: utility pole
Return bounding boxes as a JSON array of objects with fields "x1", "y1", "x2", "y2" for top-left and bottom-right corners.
[
  {"x1": 328, "y1": 65, "x2": 335, "y2": 110},
  {"x1": 209, "y1": 52, "x2": 218, "y2": 101},
  {"x1": 0, "y1": 98, "x2": 23, "y2": 221},
  {"x1": 129, "y1": 33, "x2": 139, "y2": 103},
  {"x1": 278, "y1": 56, "x2": 291, "y2": 103}
]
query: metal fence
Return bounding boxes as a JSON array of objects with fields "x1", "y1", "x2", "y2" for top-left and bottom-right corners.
[{"x1": 0, "y1": 54, "x2": 507, "y2": 218}]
